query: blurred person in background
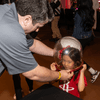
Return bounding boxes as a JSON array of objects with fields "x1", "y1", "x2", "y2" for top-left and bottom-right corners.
[
  {"x1": 49, "y1": 0, "x2": 62, "y2": 43},
  {"x1": 72, "y1": 0, "x2": 100, "y2": 83}
]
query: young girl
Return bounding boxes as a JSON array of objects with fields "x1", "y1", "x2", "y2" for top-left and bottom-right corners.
[{"x1": 50, "y1": 36, "x2": 87, "y2": 98}]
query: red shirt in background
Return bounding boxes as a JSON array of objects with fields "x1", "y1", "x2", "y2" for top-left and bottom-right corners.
[{"x1": 61, "y1": 0, "x2": 71, "y2": 9}]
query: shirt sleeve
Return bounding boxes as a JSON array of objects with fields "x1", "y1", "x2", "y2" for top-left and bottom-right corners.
[
  {"x1": 0, "y1": 25, "x2": 38, "y2": 75},
  {"x1": 26, "y1": 34, "x2": 34, "y2": 47},
  {"x1": 75, "y1": 72, "x2": 87, "y2": 86}
]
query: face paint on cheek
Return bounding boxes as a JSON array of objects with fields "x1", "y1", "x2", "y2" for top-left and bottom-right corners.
[{"x1": 71, "y1": 63, "x2": 74, "y2": 68}]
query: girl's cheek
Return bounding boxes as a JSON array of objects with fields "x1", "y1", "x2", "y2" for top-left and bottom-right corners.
[{"x1": 71, "y1": 63, "x2": 74, "y2": 68}]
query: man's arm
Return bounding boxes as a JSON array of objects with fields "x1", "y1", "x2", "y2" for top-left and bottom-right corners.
[
  {"x1": 22, "y1": 64, "x2": 73, "y2": 82},
  {"x1": 29, "y1": 39, "x2": 54, "y2": 57},
  {"x1": 27, "y1": 39, "x2": 73, "y2": 82}
]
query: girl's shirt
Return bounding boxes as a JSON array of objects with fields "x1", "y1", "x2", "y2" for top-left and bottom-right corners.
[
  {"x1": 59, "y1": 71, "x2": 87, "y2": 98},
  {"x1": 72, "y1": 12, "x2": 92, "y2": 39},
  {"x1": 55, "y1": 65, "x2": 87, "y2": 98}
]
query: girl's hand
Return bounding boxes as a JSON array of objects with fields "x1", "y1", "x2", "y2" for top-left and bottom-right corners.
[
  {"x1": 50, "y1": 62, "x2": 57, "y2": 71},
  {"x1": 80, "y1": 64, "x2": 87, "y2": 73}
]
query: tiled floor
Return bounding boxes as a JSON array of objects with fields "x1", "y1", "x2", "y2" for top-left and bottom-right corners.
[{"x1": 0, "y1": 23, "x2": 100, "y2": 100}]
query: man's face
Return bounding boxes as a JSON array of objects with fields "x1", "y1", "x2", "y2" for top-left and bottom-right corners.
[
  {"x1": 18, "y1": 14, "x2": 48, "y2": 34},
  {"x1": 24, "y1": 22, "x2": 46, "y2": 34}
]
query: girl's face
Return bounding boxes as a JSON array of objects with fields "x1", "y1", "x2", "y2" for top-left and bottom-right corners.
[{"x1": 62, "y1": 55, "x2": 74, "y2": 70}]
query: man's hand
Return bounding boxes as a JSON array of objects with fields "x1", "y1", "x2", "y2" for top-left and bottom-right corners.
[{"x1": 59, "y1": 70, "x2": 74, "y2": 81}]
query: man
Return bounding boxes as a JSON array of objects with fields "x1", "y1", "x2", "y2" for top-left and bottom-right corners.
[{"x1": 0, "y1": 0, "x2": 73, "y2": 83}]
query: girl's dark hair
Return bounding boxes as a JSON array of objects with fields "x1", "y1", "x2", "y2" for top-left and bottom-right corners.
[
  {"x1": 77, "y1": 0, "x2": 94, "y2": 31},
  {"x1": 62, "y1": 47, "x2": 82, "y2": 81}
]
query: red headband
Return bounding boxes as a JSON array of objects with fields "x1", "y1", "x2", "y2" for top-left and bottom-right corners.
[{"x1": 59, "y1": 45, "x2": 70, "y2": 60}]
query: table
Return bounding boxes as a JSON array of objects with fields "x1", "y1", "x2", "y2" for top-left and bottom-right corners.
[{"x1": 21, "y1": 84, "x2": 82, "y2": 100}]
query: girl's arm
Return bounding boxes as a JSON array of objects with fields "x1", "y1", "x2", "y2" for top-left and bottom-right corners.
[
  {"x1": 49, "y1": 62, "x2": 59, "y2": 84},
  {"x1": 78, "y1": 64, "x2": 87, "y2": 92},
  {"x1": 50, "y1": 62, "x2": 57, "y2": 71},
  {"x1": 49, "y1": 62, "x2": 63, "y2": 84},
  {"x1": 50, "y1": 62, "x2": 61, "y2": 71}
]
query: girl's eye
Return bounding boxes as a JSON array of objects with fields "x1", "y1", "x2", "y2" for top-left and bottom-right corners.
[
  {"x1": 62, "y1": 59, "x2": 66, "y2": 62},
  {"x1": 68, "y1": 61, "x2": 71, "y2": 63},
  {"x1": 62, "y1": 59, "x2": 71, "y2": 64}
]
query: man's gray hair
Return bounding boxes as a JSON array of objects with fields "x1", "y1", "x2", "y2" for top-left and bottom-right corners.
[{"x1": 15, "y1": 0, "x2": 54, "y2": 25}]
